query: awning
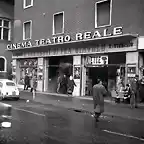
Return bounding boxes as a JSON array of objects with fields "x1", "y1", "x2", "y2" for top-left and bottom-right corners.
[{"x1": 8, "y1": 33, "x2": 138, "y2": 52}]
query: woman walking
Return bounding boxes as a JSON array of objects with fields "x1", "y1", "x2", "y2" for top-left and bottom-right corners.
[{"x1": 67, "y1": 76, "x2": 76, "y2": 96}]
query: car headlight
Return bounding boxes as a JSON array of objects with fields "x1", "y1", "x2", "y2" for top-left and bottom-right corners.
[{"x1": 1, "y1": 122, "x2": 11, "y2": 128}]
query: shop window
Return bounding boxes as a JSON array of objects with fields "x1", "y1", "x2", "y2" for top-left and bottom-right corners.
[
  {"x1": 95, "y1": 0, "x2": 111, "y2": 28},
  {"x1": 23, "y1": 20, "x2": 32, "y2": 40},
  {"x1": 53, "y1": 12, "x2": 64, "y2": 35},
  {"x1": 23, "y1": 0, "x2": 33, "y2": 9},
  {"x1": 0, "y1": 57, "x2": 6, "y2": 72},
  {"x1": 0, "y1": 19, "x2": 11, "y2": 41}
]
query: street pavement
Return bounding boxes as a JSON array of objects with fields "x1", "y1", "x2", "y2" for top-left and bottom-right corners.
[
  {"x1": 20, "y1": 91, "x2": 144, "y2": 121},
  {"x1": 0, "y1": 98, "x2": 143, "y2": 144}
]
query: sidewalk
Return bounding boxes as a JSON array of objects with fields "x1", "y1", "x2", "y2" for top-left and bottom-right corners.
[{"x1": 20, "y1": 91, "x2": 144, "y2": 121}]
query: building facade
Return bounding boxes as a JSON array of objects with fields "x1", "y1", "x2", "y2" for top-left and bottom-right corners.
[
  {"x1": 8, "y1": 0, "x2": 144, "y2": 96},
  {"x1": 0, "y1": 0, "x2": 14, "y2": 78}
]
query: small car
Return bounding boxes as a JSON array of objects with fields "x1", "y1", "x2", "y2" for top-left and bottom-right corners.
[{"x1": 0, "y1": 79, "x2": 20, "y2": 100}]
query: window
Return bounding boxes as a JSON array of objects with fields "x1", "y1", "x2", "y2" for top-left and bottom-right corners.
[
  {"x1": 23, "y1": 0, "x2": 33, "y2": 9},
  {"x1": 0, "y1": 19, "x2": 11, "y2": 41},
  {"x1": 23, "y1": 20, "x2": 32, "y2": 40},
  {"x1": 0, "y1": 57, "x2": 6, "y2": 72},
  {"x1": 95, "y1": 0, "x2": 112, "y2": 28},
  {"x1": 6, "y1": 82, "x2": 15, "y2": 86},
  {"x1": 53, "y1": 12, "x2": 64, "y2": 35}
]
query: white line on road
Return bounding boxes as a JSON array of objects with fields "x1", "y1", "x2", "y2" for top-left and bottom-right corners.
[
  {"x1": 103, "y1": 130, "x2": 144, "y2": 142},
  {"x1": 13, "y1": 107, "x2": 45, "y2": 117}
]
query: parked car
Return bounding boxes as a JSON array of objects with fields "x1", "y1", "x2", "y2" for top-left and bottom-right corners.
[{"x1": 0, "y1": 79, "x2": 20, "y2": 100}]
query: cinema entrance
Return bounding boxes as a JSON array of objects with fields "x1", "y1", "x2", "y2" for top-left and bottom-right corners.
[
  {"x1": 47, "y1": 55, "x2": 73, "y2": 93},
  {"x1": 84, "y1": 53, "x2": 126, "y2": 96}
]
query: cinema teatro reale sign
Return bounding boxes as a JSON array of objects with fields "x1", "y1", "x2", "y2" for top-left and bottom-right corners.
[{"x1": 7, "y1": 26, "x2": 125, "y2": 50}]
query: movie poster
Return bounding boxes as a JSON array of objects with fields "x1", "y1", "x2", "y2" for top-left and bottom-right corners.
[{"x1": 74, "y1": 66, "x2": 81, "y2": 79}]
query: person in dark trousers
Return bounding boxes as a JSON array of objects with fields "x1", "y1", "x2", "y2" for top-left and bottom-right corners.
[
  {"x1": 130, "y1": 75, "x2": 140, "y2": 108},
  {"x1": 92, "y1": 79, "x2": 107, "y2": 122},
  {"x1": 124, "y1": 84, "x2": 134, "y2": 108},
  {"x1": 57, "y1": 74, "x2": 67, "y2": 94},
  {"x1": 67, "y1": 75, "x2": 76, "y2": 96},
  {"x1": 139, "y1": 76, "x2": 144, "y2": 102},
  {"x1": 30, "y1": 75, "x2": 37, "y2": 98},
  {"x1": 24, "y1": 73, "x2": 30, "y2": 90}
]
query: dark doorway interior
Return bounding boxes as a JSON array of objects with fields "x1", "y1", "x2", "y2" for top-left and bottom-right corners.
[
  {"x1": 0, "y1": 58, "x2": 5, "y2": 71},
  {"x1": 88, "y1": 66, "x2": 108, "y2": 87},
  {"x1": 48, "y1": 56, "x2": 73, "y2": 93}
]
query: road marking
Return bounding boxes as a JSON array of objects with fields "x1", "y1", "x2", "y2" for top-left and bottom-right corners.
[
  {"x1": 13, "y1": 107, "x2": 45, "y2": 117},
  {"x1": 103, "y1": 130, "x2": 144, "y2": 142},
  {"x1": 0, "y1": 102, "x2": 12, "y2": 107}
]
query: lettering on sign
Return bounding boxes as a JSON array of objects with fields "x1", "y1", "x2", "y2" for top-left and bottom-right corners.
[
  {"x1": 7, "y1": 26, "x2": 123, "y2": 50},
  {"x1": 86, "y1": 56, "x2": 108, "y2": 65}
]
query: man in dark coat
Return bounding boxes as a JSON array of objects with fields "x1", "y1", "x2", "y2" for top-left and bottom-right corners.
[
  {"x1": 139, "y1": 76, "x2": 144, "y2": 102},
  {"x1": 92, "y1": 79, "x2": 107, "y2": 122},
  {"x1": 24, "y1": 73, "x2": 30, "y2": 90},
  {"x1": 57, "y1": 74, "x2": 67, "y2": 94},
  {"x1": 130, "y1": 75, "x2": 140, "y2": 108},
  {"x1": 67, "y1": 75, "x2": 76, "y2": 96}
]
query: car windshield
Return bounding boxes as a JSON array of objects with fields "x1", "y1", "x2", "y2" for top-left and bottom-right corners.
[{"x1": 6, "y1": 82, "x2": 15, "y2": 86}]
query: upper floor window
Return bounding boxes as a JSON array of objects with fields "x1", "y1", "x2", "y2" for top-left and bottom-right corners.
[
  {"x1": 23, "y1": 20, "x2": 32, "y2": 40},
  {"x1": 95, "y1": 0, "x2": 112, "y2": 28},
  {"x1": 0, "y1": 19, "x2": 11, "y2": 41},
  {"x1": 52, "y1": 12, "x2": 64, "y2": 35},
  {"x1": 23, "y1": 0, "x2": 33, "y2": 9}
]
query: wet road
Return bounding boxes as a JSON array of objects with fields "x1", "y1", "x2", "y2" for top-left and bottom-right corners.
[{"x1": 0, "y1": 99, "x2": 143, "y2": 144}]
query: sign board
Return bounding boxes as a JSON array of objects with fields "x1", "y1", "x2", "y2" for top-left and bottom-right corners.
[
  {"x1": 7, "y1": 26, "x2": 123, "y2": 50},
  {"x1": 138, "y1": 36, "x2": 144, "y2": 49},
  {"x1": 127, "y1": 66, "x2": 136, "y2": 77},
  {"x1": 86, "y1": 55, "x2": 108, "y2": 65},
  {"x1": 12, "y1": 40, "x2": 136, "y2": 59}
]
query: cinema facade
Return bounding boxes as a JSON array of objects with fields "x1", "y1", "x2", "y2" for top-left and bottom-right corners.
[{"x1": 7, "y1": 26, "x2": 140, "y2": 96}]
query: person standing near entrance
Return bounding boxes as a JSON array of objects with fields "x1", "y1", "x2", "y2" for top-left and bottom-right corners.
[
  {"x1": 24, "y1": 73, "x2": 30, "y2": 90},
  {"x1": 130, "y1": 75, "x2": 140, "y2": 108},
  {"x1": 92, "y1": 79, "x2": 107, "y2": 122},
  {"x1": 57, "y1": 74, "x2": 67, "y2": 94},
  {"x1": 139, "y1": 76, "x2": 144, "y2": 102},
  {"x1": 31, "y1": 75, "x2": 37, "y2": 99},
  {"x1": 67, "y1": 75, "x2": 76, "y2": 96}
]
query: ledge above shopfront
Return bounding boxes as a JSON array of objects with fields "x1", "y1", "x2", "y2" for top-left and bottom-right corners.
[{"x1": 7, "y1": 26, "x2": 138, "y2": 58}]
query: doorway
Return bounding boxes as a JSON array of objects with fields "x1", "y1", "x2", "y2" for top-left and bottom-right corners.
[
  {"x1": 88, "y1": 66, "x2": 108, "y2": 86},
  {"x1": 48, "y1": 56, "x2": 73, "y2": 93},
  {"x1": 85, "y1": 66, "x2": 108, "y2": 96}
]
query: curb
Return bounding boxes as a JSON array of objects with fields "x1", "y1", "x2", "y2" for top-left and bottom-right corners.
[
  {"x1": 20, "y1": 90, "x2": 112, "y2": 103},
  {"x1": 21, "y1": 98, "x2": 144, "y2": 121},
  {"x1": 20, "y1": 91, "x2": 144, "y2": 108}
]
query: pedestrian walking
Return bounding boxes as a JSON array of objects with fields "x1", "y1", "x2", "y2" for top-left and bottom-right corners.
[
  {"x1": 31, "y1": 75, "x2": 37, "y2": 99},
  {"x1": 92, "y1": 79, "x2": 107, "y2": 122},
  {"x1": 67, "y1": 75, "x2": 76, "y2": 96},
  {"x1": 24, "y1": 73, "x2": 30, "y2": 90},
  {"x1": 130, "y1": 75, "x2": 140, "y2": 108}
]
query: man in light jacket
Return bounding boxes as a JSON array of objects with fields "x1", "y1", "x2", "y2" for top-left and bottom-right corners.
[{"x1": 92, "y1": 79, "x2": 107, "y2": 122}]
